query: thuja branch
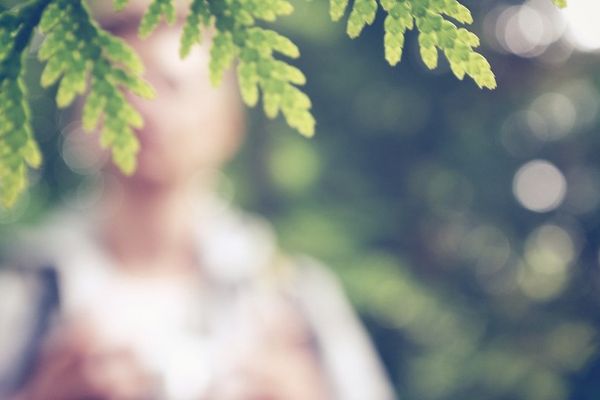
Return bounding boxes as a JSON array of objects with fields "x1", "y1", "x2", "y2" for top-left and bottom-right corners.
[
  {"x1": 0, "y1": 0, "x2": 572, "y2": 207},
  {"x1": 0, "y1": 0, "x2": 52, "y2": 207}
]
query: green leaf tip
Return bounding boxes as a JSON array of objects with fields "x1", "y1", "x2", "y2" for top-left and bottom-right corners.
[
  {"x1": 553, "y1": 0, "x2": 568, "y2": 8},
  {"x1": 113, "y1": 0, "x2": 129, "y2": 11},
  {"x1": 139, "y1": 0, "x2": 176, "y2": 39}
]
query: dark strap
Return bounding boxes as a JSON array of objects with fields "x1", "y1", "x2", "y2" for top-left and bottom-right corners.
[{"x1": 9, "y1": 266, "x2": 60, "y2": 394}]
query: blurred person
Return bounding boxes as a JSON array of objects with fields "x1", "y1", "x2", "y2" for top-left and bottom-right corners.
[{"x1": 0, "y1": 1, "x2": 394, "y2": 399}]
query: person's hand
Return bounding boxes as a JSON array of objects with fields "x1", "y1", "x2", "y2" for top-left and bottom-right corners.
[
  {"x1": 208, "y1": 340, "x2": 330, "y2": 400},
  {"x1": 205, "y1": 300, "x2": 332, "y2": 400},
  {"x1": 13, "y1": 322, "x2": 158, "y2": 400}
]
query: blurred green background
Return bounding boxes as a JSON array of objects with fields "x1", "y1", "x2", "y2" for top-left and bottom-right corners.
[{"x1": 3, "y1": 0, "x2": 600, "y2": 399}]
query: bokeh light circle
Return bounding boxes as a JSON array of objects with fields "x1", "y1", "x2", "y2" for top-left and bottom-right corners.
[{"x1": 513, "y1": 160, "x2": 567, "y2": 212}]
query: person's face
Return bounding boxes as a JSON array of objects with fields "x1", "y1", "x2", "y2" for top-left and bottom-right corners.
[{"x1": 108, "y1": 24, "x2": 245, "y2": 185}]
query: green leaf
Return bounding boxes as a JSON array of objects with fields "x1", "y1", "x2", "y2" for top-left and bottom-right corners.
[
  {"x1": 40, "y1": 55, "x2": 65, "y2": 88},
  {"x1": 420, "y1": 45, "x2": 438, "y2": 69},
  {"x1": 114, "y1": 0, "x2": 129, "y2": 11},
  {"x1": 209, "y1": 30, "x2": 238, "y2": 85},
  {"x1": 180, "y1": 0, "x2": 210, "y2": 58},
  {"x1": 82, "y1": 88, "x2": 107, "y2": 131},
  {"x1": 346, "y1": 0, "x2": 378, "y2": 38},
  {"x1": 100, "y1": 32, "x2": 145, "y2": 74},
  {"x1": 330, "y1": 0, "x2": 350, "y2": 21},
  {"x1": 22, "y1": 139, "x2": 42, "y2": 168},
  {"x1": 139, "y1": 0, "x2": 175, "y2": 38},
  {"x1": 237, "y1": 61, "x2": 260, "y2": 106},
  {"x1": 39, "y1": 2, "x2": 62, "y2": 33},
  {"x1": 553, "y1": 0, "x2": 567, "y2": 8}
]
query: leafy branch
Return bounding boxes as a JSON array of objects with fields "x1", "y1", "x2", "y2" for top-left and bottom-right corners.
[
  {"x1": 0, "y1": 0, "x2": 49, "y2": 206},
  {"x1": 1, "y1": 0, "x2": 154, "y2": 207},
  {"x1": 0, "y1": 0, "x2": 571, "y2": 206},
  {"x1": 39, "y1": 0, "x2": 155, "y2": 176},
  {"x1": 331, "y1": 0, "x2": 496, "y2": 89},
  {"x1": 180, "y1": 0, "x2": 316, "y2": 137}
]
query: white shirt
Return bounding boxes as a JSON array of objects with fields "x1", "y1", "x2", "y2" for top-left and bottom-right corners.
[{"x1": 0, "y1": 197, "x2": 395, "y2": 400}]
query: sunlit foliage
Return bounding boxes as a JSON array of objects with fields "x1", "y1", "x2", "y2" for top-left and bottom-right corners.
[
  {"x1": 1, "y1": 0, "x2": 153, "y2": 207},
  {"x1": 0, "y1": 0, "x2": 570, "y2": 206},
  {"x1": 331, "y1": 0, "x2": 496, "y2": 89},
  {"x1": 0, "y1": 2, "x2": 46, "y2": 207},
  {"x1": 39, "y1": 0, "x2": 155, "y2": 176}
]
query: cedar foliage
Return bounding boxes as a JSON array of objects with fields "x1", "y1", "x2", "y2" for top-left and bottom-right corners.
[{"x1": 0, "y1": 0, "x2": 568, "y2": 206}]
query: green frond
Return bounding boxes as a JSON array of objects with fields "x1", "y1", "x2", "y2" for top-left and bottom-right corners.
[
  {"x1": 0, "y1": 0, "x2": 51, "y2": 207},
  {"x1": 207, "y1": 0, "x2": 315, "y2": 137},
  {"x1": 331, "y1": 0, "x2": 497, "y2": 90},
  {"x1": 36, "y1": 0, "x2": 153, "y2": 176},
  {"x1": 2, "y1": 0, "x2": 569, "y2": 207},
  {"x1": 0, "y1": 74, "x2": 39, "y2": 207}
]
